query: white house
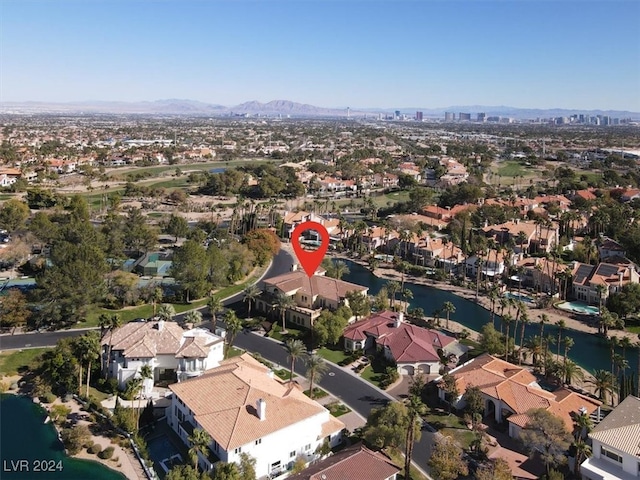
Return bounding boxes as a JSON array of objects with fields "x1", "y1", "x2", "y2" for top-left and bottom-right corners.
[
  {"x1": 580, "y1": 395, "x2": 640, "y2": 480},
  {"x1": 167, "y1": 353, "x2": 345, "y2": 478},
  {"x1": 101, "y1": 320, "x2": 224, "y2": 392}
]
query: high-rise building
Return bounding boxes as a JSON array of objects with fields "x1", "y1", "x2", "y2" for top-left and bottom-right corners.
[
  {"x1": 477, "y1": 113, "x2": 486, "y2": 122},
  {"x1": 459, "y1": 112, "x2": 471, "y2": 121},
  {"x1": 394, "y1": 110, "x2": 401, "y2": 119},
  {"x1": 444, "y1": 112, "x2": 455, "y2": 122},
  {"x1": 416, "y1": 111, "x2": 423, "y2": 121}
]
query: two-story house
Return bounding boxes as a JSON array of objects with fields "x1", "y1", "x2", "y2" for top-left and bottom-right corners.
[
  {"x1": 101, "y1": 320, "x2": 224, "y2": 391},
  {"x1": 580, "y1": 395, "x2": 640, "y2": 480},
  {"x1": 168, "y1": 353, "x2": 345, "y2": 478},
  {"x1": 571, "y1": 260, "x2": 639, "y2": 305},
  {"x1": 255, "y1": 269, "x2": 368, "y2": 329}
]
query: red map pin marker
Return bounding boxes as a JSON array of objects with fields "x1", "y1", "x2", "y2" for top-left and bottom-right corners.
[{"x1": 291, "y1": 221, "x2": 330, "y2": 277}]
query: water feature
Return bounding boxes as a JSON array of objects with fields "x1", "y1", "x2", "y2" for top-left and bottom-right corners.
[
  {"x1": 0, "y1": 394, "x2": 127, "y2": 480},
  {"x1": 556, "y1": 301, "x2": 600, "y2": 316},
  {"x1": 342, "y1": 260, "x2": 639, "y2": 377},
  {"x1": 504, "y1": 292, "x2": 535, "y2": 304},
  {"x1": 208, "y1": 167, "x2": 227, "y2": 174}
]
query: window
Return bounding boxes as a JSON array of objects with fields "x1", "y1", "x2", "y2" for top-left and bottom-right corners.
[
  {"x1": 290, "y1": 450, "x2": 296, "y2": 458},
  {"x1": 601, "y1": 446, "x2": 622, "y2": 464},
  {"x1": 234, "y1": 447, "x2": 242, "y2": 454},
  {"x1": 305, "y1": 444, "x2": 311, "y2": 451},
  {"x1": 255, "y1": 439, "x2": 261, "y2": 445}
]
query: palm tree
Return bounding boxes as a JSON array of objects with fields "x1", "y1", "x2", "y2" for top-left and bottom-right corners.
[
  {"x1": 619, "y1": 336, "x2": 633, "y2": 364},
  {"x1": 99, "y1": 313, "x2": 121, "y2": 379},
  {"x1": 274, "y1": 292, "x2": 295, "y2": 333},
  {"x1": 188, "y1": 428, "x2": 212, "y2": 473},
  {"x1": 572, "y1": 410, "x2": 593, "y2": 442},
  {"x1": 402, "y1": 288, "x2": 413, "y2": 313},
  {"x1": 328, "y1": 260, "x2": 349, "y2": 280},
  {"x1": 538, "y1": 313, "x2": 548, "y2": 339},
  {"x1": 488, "y1": 286, "x2": 499, "y2": 328},
  {"x1": 385, "y1": 281, "x2": 401, "y2": 309},
  {"x1": 157, "y1": 303, "x2": 176, "y2": 322},
  {"x1": 608, "y1": 336, "x2": 619, "y2": 377},
  {"x1": 139, "y1": 364, "x2": 153, "y2": 401},
  {"x1": 404, "y1": 380, "x2": 426, "y2": 479},
  {"x1": 596, "y1": 284, "x2": 607, "y2": 316},
  {"x1": 556, "y1": 319, "x2": 566, "y2": 357},
  {"x1": 563, "y1": 336, "x2": 575, "y2": 374},
  {"x1": 285, "y1": 339, "x2": 306, "y2": 383},
  {"x1": 503, "y1": 313, "x2": 513, "y2": 360},
  {"x1": 243, "y1": 285, "x2": 260, "y2": 319},
  {"x1": 184, "y1": 310, "x2": 203, "y2": 327},
  {"x1": 150, "y1": 286, "x2": 163, "y2": 317},
  {"x1": 305, "y1": 354, "x2": 328, "y2": 399},
  {"x1": 442, "y1": 301, "x2": 456, "y2": 330},
  {"x1": 599, "y1": 308, "x2": 616, "y2": 338},
  {"x1": 223, "y1": 310, "x2": 243, "y2": 358},
  {"x1": 589, "y1": 369, "x2": 615, "y2": 405},
  {"x1": 77, "y1": 331, "x2": 101, "y2": 398},
  {"x1": 207, "y1": 295, "x2": 223, "y2": 324},
  {"x1": 518, "y1": 311, "x2": 529, "y2": 365},
  {"x1": 562, "y1": 359, "x2": 584, "y2": 385},
  {"x1": 125, "y1": 377, "x2": 142, "y2": 427},
  {"x1": 573, "y1": 439, "x2": 592, "y2": 476},
  {"x1": 525, "y1": 336, "x2": 544, "y2": 370}
]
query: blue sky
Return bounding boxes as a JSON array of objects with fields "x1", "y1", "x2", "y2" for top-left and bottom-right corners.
[{"x1": 1, "y1": 0, "x2": 639, "y2": 111}]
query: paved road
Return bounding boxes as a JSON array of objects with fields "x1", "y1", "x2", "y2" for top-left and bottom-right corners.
[{"x1": 0, "y1": 245, "x2": 435, "y2": 474}]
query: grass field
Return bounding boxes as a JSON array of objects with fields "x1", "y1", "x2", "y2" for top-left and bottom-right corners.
[
  {"x1": 423, "y1": 409, "x2": 476, "y2": 450},
  {"x1": 494, "y1": 160, "x2": 539, "y2": 178},
  {"x1": 325, "y1": 401, "x2": 351, "y2": 417},
  {"x1": 106, "y1": 158, "x2": 277, "y2": 180},
  {"x1": 317, "y1": 346, "x2": 350, "y2": 365},
  {"x1": 0, "y1": 348, "x2": 50, "y2": 376}
]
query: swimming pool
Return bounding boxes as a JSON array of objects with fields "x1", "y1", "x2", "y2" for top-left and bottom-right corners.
[
  {"x1": 556, "y1": 301, "x2": 600, "y2": 316},
  {"x1": 503, "y1": 292, "x2": 535, "y2": 303},
  {"x1": 147, "y1": 434, "x2": 184, "y2": 477}
]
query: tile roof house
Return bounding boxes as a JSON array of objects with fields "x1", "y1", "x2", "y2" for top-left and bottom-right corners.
[
  {"x1": 438, "y1": 354, "x2": 601, "y2": 439},
  {"x1": 167, "y1": 353, "x2": 345, "y2": 478},
  {"x1": 571, "y1": 260, "x2": 639, "y2": 305},
  {"x1": 102, "y1": 320, "x2": 224, "y2": 390},
  {"x1": 343, "y1": 311, "x2": 465, "y2": 375},
  {"x1": 580, "y1": 395, "x2": 640, "y2": 480},
  {"x1": 256, "y1": 269, "x2": 368, "y2": 329},
  {"x1": 287, "y1": 442, "x2": 400, "y2": 480}
]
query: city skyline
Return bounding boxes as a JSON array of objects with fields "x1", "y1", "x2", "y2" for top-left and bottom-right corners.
[{"x1": 1, "y1": 0, "x2": 639, "y2": 111}]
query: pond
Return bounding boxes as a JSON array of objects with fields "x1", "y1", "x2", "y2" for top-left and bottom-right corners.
[
  {"x1": 0, "y1": 394, "x2": 127, "y2": 480},
  {"x1": 342, "y1": 261, "x2": 639, "y2": 377}
]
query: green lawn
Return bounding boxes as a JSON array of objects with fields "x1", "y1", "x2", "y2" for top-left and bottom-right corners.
[
  {"x1": 325, "y1": 401, "x2": 351, "y2": 417},
  {"x1": 494, "y1": 161, "x2": 537, "y2": 178},
  {"x1": 423, "y1": 410, "x2": 475, "y2": 450},
  {"x1": 87, "y1": 386, "x2": 111, "y2": 402},
  {"x1": 226, "y1": 347, "x2": 244, "y2": 358},
  {"x1": 360, "y1": 365, "x2": 384, "y2": 389},
  {"x1": 0, "y1": 348, "x2": 50, "y2": 376},
  {"x1": 273, "y1": 368, "x2": 291, "y2": 381},
  {"x1": 268, "y1": 324, "x2": 304, "y2": 342},
  {"x1": 626, "y1": 325, "x2": 640, "y2": 334},
  {"x1": 317, "y1": 346, "x2": 350, "y2": 365}
]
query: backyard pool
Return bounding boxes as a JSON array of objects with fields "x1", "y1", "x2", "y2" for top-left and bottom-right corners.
[
  {"x1": 556, "y1": 301, "x2": 600, "y2": 316},
  {"x1": 503, "y1": 292, "x2": 535, "y2": 303},
  {"x1": 147, "y1": 433, "x2": 184, "y2": 477}
]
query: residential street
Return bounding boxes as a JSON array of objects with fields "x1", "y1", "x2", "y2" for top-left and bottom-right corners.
[{"x1": 0, "y1": 246, "x2": 436, "y2": 476}]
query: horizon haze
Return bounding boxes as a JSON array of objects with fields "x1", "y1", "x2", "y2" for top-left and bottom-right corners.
[{"x1": 1, "y1": 0, "x2": 639, "y2": 112}]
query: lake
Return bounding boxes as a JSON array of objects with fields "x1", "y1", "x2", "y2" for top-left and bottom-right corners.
[
  {"x1": 0, "y1": 394, "x2": 127, "y2": 480},
  {"x1": 342, "y1": 260, "x2": 639, "y2": 377}
]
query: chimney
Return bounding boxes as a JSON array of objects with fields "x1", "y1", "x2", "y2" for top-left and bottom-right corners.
[
  {"x1": 256, "y1": 398, "x2": 266, "y2": 421},
  {"x1": 157, "y1": 320, "x2": 164, "y2": 331},
  {"x1": 394, "y1": 312, "x2": 404, "y2": 328}
]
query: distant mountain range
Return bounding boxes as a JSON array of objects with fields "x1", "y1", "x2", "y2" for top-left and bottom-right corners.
[{"x1": 1, "y1": 99, "x2": 638, "y2": 120}]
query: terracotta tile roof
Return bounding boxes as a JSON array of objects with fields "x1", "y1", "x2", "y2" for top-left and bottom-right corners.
[
  {"x1": 589, "y1": 395, "x2": 640, "y2": 457},
  {"x1": 287, "y1": 443, "x2": 400, "y2": 480},
  {"x1": 169, "y1": 354, "x2": 344, "y2": 451},
  {"x1": 343, "y1": 311, "x2": 457, "y2": 363},
  {"x1": 264, "y1": 271, "x2": 367, "y2": 303},
  {"x1": 450, "y1": 354, "x2": 601, "y2": 432}
]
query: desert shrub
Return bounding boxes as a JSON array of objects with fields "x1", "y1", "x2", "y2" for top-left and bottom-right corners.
[
  {"x1": 88, "y1": 444, "x2": 102, "y2": 455},
  {"x1": 49, "y1": 404, "x2": 71, "y2": 425},
  {"x1": 61, "y1": 425, "x2": 91, "y2": 455},
  {"x1": 0, "y1": 382, "x2": 8, "y2": 393},
  {"x1": 41, "y1": 392, "x2": 57, "y2": 404},
  {"x1": 98, "y1": 446, "x2": 115, "y2": 459},
  {"x1": 83, "y1": 440, "x2": 94, "y2": 449}
]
